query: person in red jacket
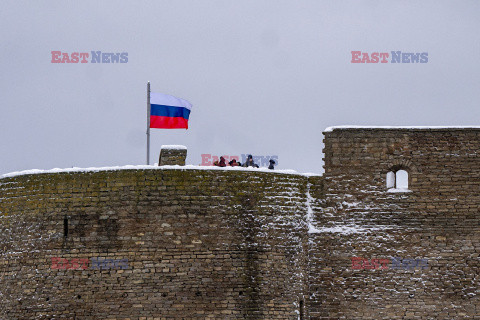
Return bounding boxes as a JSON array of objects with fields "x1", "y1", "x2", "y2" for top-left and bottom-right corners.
[
  {"x1": 229, "y1": 159, "x2": 240, "y2": 166},
  {"x1": 219, "y1": 156, "x2": 227, "y2": 167}
]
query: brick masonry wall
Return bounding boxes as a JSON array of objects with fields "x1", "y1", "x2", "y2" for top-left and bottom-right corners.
[
  {"x1": 308, "y1": 128, "x2": 480, "y2": 319},
  {"x1": 0, "y1": 169, "x2": 315, "y2": 320},
  {"x1": 2, "y1": 128, "x2": 479, "y2": 319}
]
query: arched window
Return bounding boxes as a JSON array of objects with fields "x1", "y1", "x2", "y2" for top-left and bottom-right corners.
[
  {"x1": 396, "y1": 170, "x2": 408, "y2": 189},
  {"x1": 386, "y1": 168, "x2": 410, "y2": 191},
  {"x1": 386, "y1": 171, "x2": 395, "y2": 189}
]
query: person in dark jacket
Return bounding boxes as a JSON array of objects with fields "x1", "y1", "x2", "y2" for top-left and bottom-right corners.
[
  {"x1": 242, "y1": 155, "x2": 258, "y2": 168},
  {"x1": 268, "y1": 159, "x2": 276, "y2": 170}
]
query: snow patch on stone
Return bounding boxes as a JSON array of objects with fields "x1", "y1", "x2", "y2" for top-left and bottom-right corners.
[
  {"x1": 305, "y1": 182, "x2": 320, "y2": 233},
  {"x1": 309, "y1": 225, "x2": 393, "y2": 235},
  {"x1": 161, "y1": 145, "x2": 187, "y2": 150}
]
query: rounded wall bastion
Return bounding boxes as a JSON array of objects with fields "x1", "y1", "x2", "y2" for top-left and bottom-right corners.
[{"x1": 0, "y1": 167, "x2": 321, "y2": 320}]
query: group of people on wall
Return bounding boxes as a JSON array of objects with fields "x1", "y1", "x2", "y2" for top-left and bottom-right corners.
[{"x1": 213, "y1": 154, "x2": 276, "y2": 170}]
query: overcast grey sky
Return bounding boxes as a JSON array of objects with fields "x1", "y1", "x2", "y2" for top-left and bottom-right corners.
[{"x1": 1, "y1": 0, "x2": 479, "y2": 175}]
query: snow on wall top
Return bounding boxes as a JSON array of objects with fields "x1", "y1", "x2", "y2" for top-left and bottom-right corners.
[
  {"x1": 0, "y1": 165, "x2": 322, "y2": 180},
  {"x1": 160, "y1": 145, "x2": 187, "y2": 150},
  {"x1": 324, "y1": 125, "x2": 480, "y2": 132}
]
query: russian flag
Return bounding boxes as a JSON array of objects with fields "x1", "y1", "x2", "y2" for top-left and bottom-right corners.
[{"x1": 150, "y1": 92, "x2": 192, "y2": 129}]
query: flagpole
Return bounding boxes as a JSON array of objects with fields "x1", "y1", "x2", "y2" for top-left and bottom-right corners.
[{"x1": 146, "y1": 81, "x2": 151, "y2": 165}]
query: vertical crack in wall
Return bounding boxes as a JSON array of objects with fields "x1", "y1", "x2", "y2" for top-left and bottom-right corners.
[{"x1": 239, "y1": 195, "x2": 261, "y2": 319}]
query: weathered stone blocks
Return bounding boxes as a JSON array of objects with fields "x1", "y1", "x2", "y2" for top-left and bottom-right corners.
[{"x1": 158, "y1": 145, "x2": 187, "y2": 166}]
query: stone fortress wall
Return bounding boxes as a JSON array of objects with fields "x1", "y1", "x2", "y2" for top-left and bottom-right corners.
[
  {"x1": 309, "y1": 127, "x2": 480, "y2": 319},
  {"x1": 1, "y1": 128, "x2": 479, "y2": 319}
]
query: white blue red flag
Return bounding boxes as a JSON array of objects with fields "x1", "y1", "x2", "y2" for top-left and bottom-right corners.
[{"x1": 150, "y1": 93, "x2": 192, "y2": 129}]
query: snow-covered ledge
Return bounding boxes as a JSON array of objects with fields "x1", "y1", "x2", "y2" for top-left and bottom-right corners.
[
  {"x1": 387, "y1": 188, "x2": 412, "y2": 193},
  {"x1": 324, "y1": 125, "x2": 480, "y2": 132},
  {"x1": 1, "y1": 165, "x2": 322, "y2": 180}
]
